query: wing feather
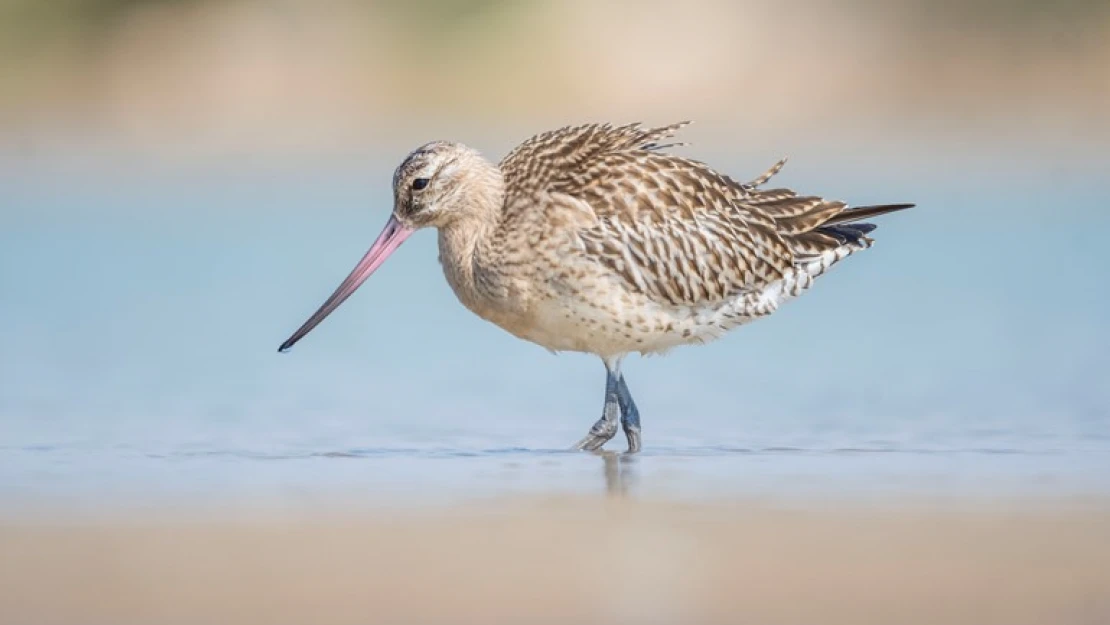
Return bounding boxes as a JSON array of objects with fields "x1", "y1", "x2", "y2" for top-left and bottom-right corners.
[{"x1": 497, "y1": 121, "x2": 910, "y2": 308}]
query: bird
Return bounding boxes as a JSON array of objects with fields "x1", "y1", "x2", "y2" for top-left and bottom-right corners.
[{"x1": 278, "y1": 122, "x2": 913, "y2": 453}]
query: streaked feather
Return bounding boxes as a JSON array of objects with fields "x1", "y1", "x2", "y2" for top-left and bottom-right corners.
[{"x1": 496, "y1": 121, "x2": 912, "y2": 313}]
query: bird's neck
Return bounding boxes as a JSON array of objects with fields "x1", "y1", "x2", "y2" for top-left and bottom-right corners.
[{"x1": 437, "y1": 163, "x2": 506, "y2": 310}]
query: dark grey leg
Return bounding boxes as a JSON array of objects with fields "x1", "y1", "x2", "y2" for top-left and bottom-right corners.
[
  {"x1": 573, "y1": 360, "x2": 622, "y2": 451},
  {"x1": 617, "y1": 374, "x2": 641, "y2": 453}
]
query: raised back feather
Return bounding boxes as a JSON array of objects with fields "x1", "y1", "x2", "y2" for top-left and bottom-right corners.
[
  {"x1": 500, "y1": 122, "x2": 690, "y2": 202},
  {"x1": 494, "y1": 121, "x2": 912, "y2": 307}
]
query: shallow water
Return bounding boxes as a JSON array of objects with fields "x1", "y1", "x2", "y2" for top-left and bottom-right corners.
[{"x1": 2, "y1": 139, "x2": 1109, "y2": 509}]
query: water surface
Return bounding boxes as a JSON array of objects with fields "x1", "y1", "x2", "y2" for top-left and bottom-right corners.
[{"x1": 2, "y1": 139, "x2": 1108, "y2": 509}]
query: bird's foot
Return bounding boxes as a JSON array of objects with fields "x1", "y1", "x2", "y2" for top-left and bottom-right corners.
[
  {"x1": 623, "y1": 425, "x2": 641, "y2": 454},
  {"x1": 575, "y1": 370, "x2": 622, "y2": 452},
  {"x1": 616, "y1": 373, "x2": 641, "y2": 454},
  {"x1": 573, "y1": 420, "x2": 619, "y2": 452}
]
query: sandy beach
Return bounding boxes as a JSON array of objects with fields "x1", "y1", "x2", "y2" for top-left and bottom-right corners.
[{"x1": 3, "y1": 496, "x2": 1108, "y2": 625}]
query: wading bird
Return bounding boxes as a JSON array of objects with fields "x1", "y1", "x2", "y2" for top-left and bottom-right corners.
[{"x1": 279, "y1": 122, "x2": 913, "y2": 453}]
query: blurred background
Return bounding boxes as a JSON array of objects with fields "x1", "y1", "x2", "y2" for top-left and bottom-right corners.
[
  {"x1": 1, "y1": 0, "x2": 1109, "y2": 506},
  {"x1": 2, "y1": 0, "x2": 1109, "y2": 154},
  {"x1": 2, "y1": 3, "x2": 1110, "y2": 623}
]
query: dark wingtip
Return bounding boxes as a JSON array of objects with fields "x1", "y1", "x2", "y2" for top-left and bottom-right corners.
[
  {"x1": 848, "y1": 222, "x2": 879, "y2": 235},
  {"x1": 278, "y1": 341, "x2": 294, "y2": 353},
  {"x1": 828, "y1": 202, "x2": 916, "y2": 226}
]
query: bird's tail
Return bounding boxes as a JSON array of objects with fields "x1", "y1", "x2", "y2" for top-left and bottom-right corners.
[{"x1": 825, "y1": 202, "x2": 915, "y2": 225}]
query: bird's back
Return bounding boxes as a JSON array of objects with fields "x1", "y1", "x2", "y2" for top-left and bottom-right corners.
[{"x1": 484, "y1": 122, "x2": 912, "y2": 355}]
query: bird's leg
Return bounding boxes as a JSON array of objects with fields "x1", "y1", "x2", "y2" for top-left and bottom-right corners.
[
  {"x1": 616, "y1": 374, "x2": 641, "y2": 454},
  {"x1": 573, "y1": 359, "x2": 622, "y2": 452}
]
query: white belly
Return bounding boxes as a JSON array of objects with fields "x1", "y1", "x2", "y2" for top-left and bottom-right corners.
[
  {"x1": 509, "y1": 244, "x2": 863, "y2": 358},
  {"x1": 513, "y1": 279, "x2": 783, "y2": 358}
]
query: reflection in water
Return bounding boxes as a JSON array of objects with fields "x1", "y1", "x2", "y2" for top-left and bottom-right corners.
[{"x1": 599, "y1": 451, "x2": 637, "y2": 498}]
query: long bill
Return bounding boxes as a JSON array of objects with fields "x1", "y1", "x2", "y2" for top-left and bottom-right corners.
[{"x1": 278, "y1": 215, "x2": 413, "y2": 353}]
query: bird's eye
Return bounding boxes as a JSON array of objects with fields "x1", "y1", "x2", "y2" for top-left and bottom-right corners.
[{"x1": 412, "y1": 178, "x2": 430, "y2": 191}]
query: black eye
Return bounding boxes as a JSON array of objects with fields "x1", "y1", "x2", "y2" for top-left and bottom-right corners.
[{"x1": 411, "y1": 178, "x2": 429, "y2": 191}]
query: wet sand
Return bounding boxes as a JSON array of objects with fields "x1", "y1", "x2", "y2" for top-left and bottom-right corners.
[{"x1": 2, "y1": 496, "x2": 1108, "y2": 625}]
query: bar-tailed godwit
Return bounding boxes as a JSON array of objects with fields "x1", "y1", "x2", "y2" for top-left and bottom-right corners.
[{"x1": 279, "y1": 122, "x2": 913, "y2": 452}]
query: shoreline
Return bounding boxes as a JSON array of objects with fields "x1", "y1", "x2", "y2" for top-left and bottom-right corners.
[{"x1": 3, "y1": 495, "x2": 1108, "y2": 624}]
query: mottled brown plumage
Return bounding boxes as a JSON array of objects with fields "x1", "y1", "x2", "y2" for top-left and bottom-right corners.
[{"x1": 279, "y1": 121, "x2": 914, "y2": 452}]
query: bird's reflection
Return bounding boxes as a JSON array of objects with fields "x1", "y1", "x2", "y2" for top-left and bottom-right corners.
[{"x1": 597, "y1": 450, "x2": 638, "y2": 498}]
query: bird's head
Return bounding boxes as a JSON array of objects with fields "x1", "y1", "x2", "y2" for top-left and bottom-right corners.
[
  {"x1": 391, "y1": 141, "x2": 501, "y2": 230},
  {"x1": 277, "y1": 141, "x2": 502, "y2": 353}
]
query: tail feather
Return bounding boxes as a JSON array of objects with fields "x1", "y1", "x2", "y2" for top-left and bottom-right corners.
[
  {"x1": 826, "y1": 203, "x2": 915, "y2": 225},
  {"x1": 818, "y1": 222, "x2": 878, "y2": 244},
  {"x1": 785, "y1": 203, "x2": 911, "y2": 261},
  {"x1": 735, "y1": 156, "x2": 914, "y2": 262}
]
